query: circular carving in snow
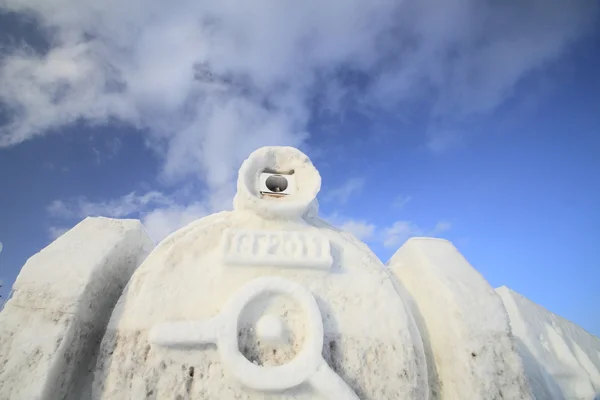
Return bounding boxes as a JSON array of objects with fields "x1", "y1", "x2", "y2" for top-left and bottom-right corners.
[
  {"x1": 218, "y1": 277, "x2": 323, "y2": 390},
  {"x1": 255, "y1": 314, "x2": 285, "y2": 344},
  {"x1": 149, "y1": 277, "x2": 359, "y2": 399},
  {"x1": 233, "y1": 146, "x2": 321, "y2": 219}
]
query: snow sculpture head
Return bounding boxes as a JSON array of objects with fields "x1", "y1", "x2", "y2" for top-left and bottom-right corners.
[{"x1": 233, "y1": 146, "x2": 321, "y2": 219}]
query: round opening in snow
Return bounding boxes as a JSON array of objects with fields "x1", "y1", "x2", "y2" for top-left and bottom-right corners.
[{"x1": 265, "y1": 175, "x2": 288, "y2": 193}]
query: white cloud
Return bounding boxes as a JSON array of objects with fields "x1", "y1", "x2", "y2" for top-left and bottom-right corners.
[
  {"x1": 46, "y1": 199, "x2": 74, "y2": 218},
  {"x1": 46, "y1": 190, "x2": 219, "y2": 243},
  {"x1": 48, "y1": 226, "x2": 69, "y2": 239},
  {"x1": 141, "y1": 202, "x2": 208, "y2": 243},
  {"x1": 383, "y1": 221, "x2": 424, "y2": 249},
  {"x1": 50, "y1": 189, "x2": 450, "y2": 245},
  {"x1": 47, "y1": 191, "x2": 171, "y2": 219},
  {"x1": 323, "y1": 212, "x2": 376, "y2": 241},
  {"x1": 323, "y1": 178, "x2": 365, "y2": 204},
  {"x1": 0, "y1": 0, "x2": 595, "y2": 185},
  {"x1": 3, "y1": 0, "x2": 598, "y2": 235},
  {"x1": 339, "y1": 220, "x2": 376, "y2": 241},
  {"x1": 326, "y1": 211, "x2": 451, "y2": 247},
  {"x1": 382, "y1": 220, "x2": 452, "y2": 249},
  {"x1": 432, "y1": 220, "x2": 452, "y2": 235}
]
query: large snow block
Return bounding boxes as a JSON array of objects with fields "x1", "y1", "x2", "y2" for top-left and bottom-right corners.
[
  {"x1": 387, "y1": 237, "x2": 533, "y2": 400},
  {"x1": 0, "y1": 217, "x2": 154, "y2": 400},
  {"x1": 497, "y1": 286, "x2": 600, "y2": 400}
]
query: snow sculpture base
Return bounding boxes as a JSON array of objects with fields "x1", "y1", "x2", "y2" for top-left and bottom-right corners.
[
  {"x1": 387, "y1": 237, "x2": 534, "y2": 400},
  {"x1": 0, "y1": 217, "x2": 153, "y2": 400}
]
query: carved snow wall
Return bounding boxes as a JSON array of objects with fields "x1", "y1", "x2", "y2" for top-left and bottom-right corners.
[
  {"x1": 497, "y1": 286, "x2": 600, "y2": 400},
  {"x1": 387, "y1": 238, "x2": 534, "y2": 400},
  {"x1": 0, "y1": 217, "x2": 154, "y2": 400}
]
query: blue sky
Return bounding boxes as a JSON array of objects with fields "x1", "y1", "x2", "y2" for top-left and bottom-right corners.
[{"x1": 0, "y1": 1, "x2": 599, "y2": 336}]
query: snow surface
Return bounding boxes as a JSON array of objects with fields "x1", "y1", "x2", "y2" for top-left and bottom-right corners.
[
  {"x1": 255, "y1": 314, "x2": 286, "y2": 344},
  {"x1": 149, "y1": 276, "x2": 359, "y2": 398},
  {"x1": 497, "y1": 286, "x2": 600, "y2": 400},
  {"x1": 90, "y1": 146, "x2": 428, "y2": 400},
  {"x1": 0, "y1": 217, "x2": 153, "y2": 400},
  {"x1": 387, "y1": 237, "x2": 533, "y2": 400}
]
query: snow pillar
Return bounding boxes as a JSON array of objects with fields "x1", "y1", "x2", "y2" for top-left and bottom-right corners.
[
  {"x1": 0, "y1": 217, "x2": 154, "y2": 400},
  {"x1": 387, "y1": 237, "x2": 533, "y2": 400}
]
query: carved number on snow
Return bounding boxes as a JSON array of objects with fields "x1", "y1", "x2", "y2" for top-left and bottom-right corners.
[{"x1": 221, "y1": 229, "x2": 333, "y2": 270}]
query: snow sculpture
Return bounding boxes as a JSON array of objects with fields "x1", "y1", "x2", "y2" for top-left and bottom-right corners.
[
  {"x1": 0, "y1": 217, "x2": 153, "y2": 400},
  {"x1": 497, "y1": 286, "x2": 600, "y2": 399},
  {"x1": 3, "y1": 145, "x2": 598, "y2": 400},
  {"x1": 91, "y1": 146, "x2": 428, "y2": 400},
  {"x1": 387, "y1": 238, "x2": 534, "y2": 400}
]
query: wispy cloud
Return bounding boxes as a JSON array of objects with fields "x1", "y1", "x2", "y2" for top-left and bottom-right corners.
[
  {"x1": 339, "y1": 219, "x2": 377, "y2": 241},
  {"x1": 46, "y1": 200, "x2": 75, "y2": 219},
  {"x1": 325, "y1": 211, "x2": 451, "y2": 248},
  {"x1": 432, "y1": 220, "x2": 452, "y2": 235},
  {"x1": 51, "y1": 188, "x2": 451, "y2": 247},
  {"x1": 46, "y1": 191, "x2": 215, "y2": 243},
  {"x1": 382, "y1": 221, "x2": 423, "y2": 249},
  {"x1": 3, "y1": 0, "x2": 598, "y2": 240},
  {"x1": 323, "y1": 212, "x2": 376, "y2": 241},
  {"x1": 47, "y1": 191, "x2": 172, "y2": 219},
  {"x1": 0, "y1": 0, "x2": 595, "y2": 201},
  {"x1": 323, "y1": 178, "x2": 365, "y2": 204},
  {"x1": 382, "y1": 220, "x2": 452, "y2": 249},
  {"x1": 426, "y1": 129, "x2": 465, "y2": 154},
  {"x1": 393, "y1": 194, "x2": 412, "y2": 209},
  {"x1": 48, "y1": 226, "x2": 69, "y2": 240},
  {"x1": 107, "y1": 137, "x2": 123, "y2": 158},
  {"x1": 141, "y1": 202, "x2": 209, "y2": 243}
]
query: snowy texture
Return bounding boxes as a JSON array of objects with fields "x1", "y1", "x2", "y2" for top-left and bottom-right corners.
[
  {"x1": 387, "y1": 237, "x2": 533, "y2": 400},
  {"x1": 256, "y1": 314, "x2": 286, "y2": 344},
  {"x1": 0, "y1": 217, "x2": 153, "y2": 400},
  {"x1": 91, "y1": 146, "x2": 428, "y2": 400},
  {"x1": 497, "y1": 286, "x2": 600, "y2": 400},
  {"x1": 234, "y1": 146, "x2": 321, "y2": 219},
  {"x1": 149, "y1": 276, "x2": 359, "y2": 398},
  {"x1": 221, "y1": 228, "x2": 333, "y2": 270}
]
